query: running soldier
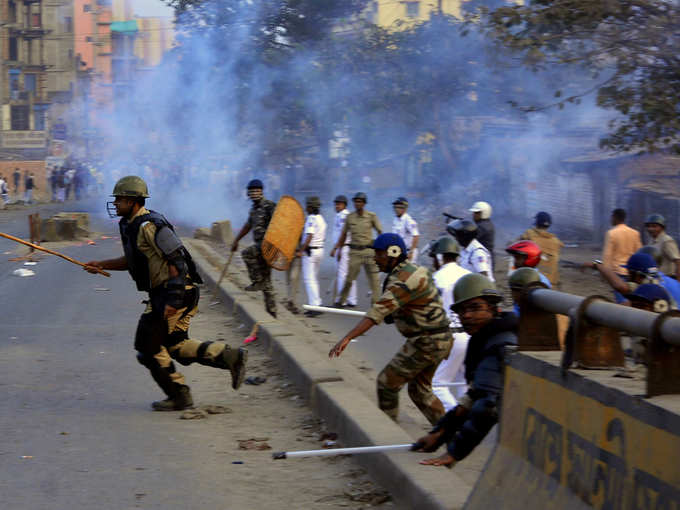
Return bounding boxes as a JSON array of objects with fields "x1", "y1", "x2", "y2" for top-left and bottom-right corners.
[
  {"x1": 329, "y1": 233, "x2": 452, "y2": 425},
  {"x1": 231, "y1": 179, "x2": 277, "y2": 317},
  {"x1": 84, "y1": 176, "x2": 247, "y2": 411},
  {"x1": 391, "y1": 197, "x2": 420, "y2": 261},
  {"x1": 331, "y1": 192, "x2": 382, "y2": 306}
]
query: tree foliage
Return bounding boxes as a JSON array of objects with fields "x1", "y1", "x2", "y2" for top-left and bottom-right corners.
[{"x1": 483, "y1": 0, "x2": 680, "y2": 153}]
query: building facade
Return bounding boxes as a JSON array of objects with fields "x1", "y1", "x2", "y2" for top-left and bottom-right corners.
[{"x1": 0, "y1": 0, "x2": 75, "y2": 159}]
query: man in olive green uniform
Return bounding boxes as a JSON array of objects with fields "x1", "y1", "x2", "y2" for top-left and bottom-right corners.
[
  {"x1": 330, "y1": 192, "x2": 382, "y2": 306},
  {"x1": 330, "y1": 233, "x2": 452, "y2": 425},
  {"x1": 231, "y1": 179, "x2": 278, "y2": 317},
  {"x1": 85, "y1": 176, "x2": 247, "y2": 411}
]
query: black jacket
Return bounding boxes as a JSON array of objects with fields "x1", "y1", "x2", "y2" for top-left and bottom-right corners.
[
  {"x1": 475, "y1": 218, "x2": 495, "y2": 256},
  {"x1": 435, "y1": 313, "x2": 517, "y2": 461}
]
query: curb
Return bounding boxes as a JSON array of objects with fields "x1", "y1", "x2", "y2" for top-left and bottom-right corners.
[{"x1": 185, "y1": 238, "x2": 469, "y2": 510}]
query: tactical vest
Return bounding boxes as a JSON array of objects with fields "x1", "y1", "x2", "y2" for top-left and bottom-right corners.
[{"x1": 119, "y1": 210, "x2": 202, "y2": 292}]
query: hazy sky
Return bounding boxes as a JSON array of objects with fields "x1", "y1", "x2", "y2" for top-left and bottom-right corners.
[{"x1": 133, "y1": 0, "x2": 174, "y2": 17}]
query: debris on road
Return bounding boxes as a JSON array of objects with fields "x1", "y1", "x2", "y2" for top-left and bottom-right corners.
[
  {"x1": 12, "y1": 268, "x2": 35, "y2": 277},
  {"x1": 238, "y1": 438, "x2": 272, "y2": 450}
]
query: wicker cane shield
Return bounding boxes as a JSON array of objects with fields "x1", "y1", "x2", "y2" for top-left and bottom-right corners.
[{"x1": 261, "y1": 195, "x2": 305, "y2": 271}]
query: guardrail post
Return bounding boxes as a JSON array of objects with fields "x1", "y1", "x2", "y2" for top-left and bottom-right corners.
[
  {"x1": 518, "y1": 285, "x2": 560, "y2": 351},
  {"x1": 573, "y1": 295, "x2": 624, "y2": 369},
  {"x1": 648, "y1": 310, "x2": 680, "y2": 397}
]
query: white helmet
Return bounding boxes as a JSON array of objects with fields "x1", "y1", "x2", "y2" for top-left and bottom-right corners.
[{"x1": 469, "y1": 201, "x2": 492, "y2": 219}]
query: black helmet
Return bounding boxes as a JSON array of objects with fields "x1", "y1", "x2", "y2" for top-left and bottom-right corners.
[
  {"x1": 535, "y1": 211, "x2": 551, "y2": 228},
  {"x1": 392, "y1": 196, "x2": 408, "y2": 206},
  {"x1": 247, "y1": 179, "x2": 264, "y2": 189},
  {"x1": 306, "y1": 196, "x2": 321, "y2": 208},
  {"x1": 334, "y1": 194, "x2": 348, "y2": 204},
  {"x1": 447, "y1": 219, "x2": 477, "y2": 247},
  {"x1": 645, "y1": 213, "x2": 666, "y2": 227},
  {"x1": 353, "y1": 192, "x2": 367, "y2": 203}
]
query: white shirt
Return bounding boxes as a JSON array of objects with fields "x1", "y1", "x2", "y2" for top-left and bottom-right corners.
[
  {"x1": 433, "y1": 262, "x2": 471, "y2": 329},
  {"x1": 459, "y1": 239, "x2": 494, "y2": 281},
  {"x1": 392, "y1": 212, "x2": 419, "y2": 249},
  {"x1": 304, "y1": 214, "x2": 327, "y2": 248},
  {"x1": 333, "y1": 208, "x2": 351, "y2": 245}
]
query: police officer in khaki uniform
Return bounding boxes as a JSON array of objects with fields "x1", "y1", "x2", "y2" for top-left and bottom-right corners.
[
  {"x1": 330, "y1": 192, "x2": 382, "y2": 306},
  {"x1": 231, "y1": 179, "x2": 278, "y2": 317},
  {"x1": 85, "y1": 176, "x2": 247, "y2": 411},
  {"x1": 330, "y1": 234, "x2": 452, "y2": 425}
]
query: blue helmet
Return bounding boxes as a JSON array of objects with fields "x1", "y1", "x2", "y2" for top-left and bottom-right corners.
[
  {"x1": 626, "y1": 284, "x2": 670, "y2": 312},
  {"x1": 372, "y1": 233, "x2": 407, "y2": 258},
  {"x1": 247, "y1": 179, "x2": 263, "y2": 189},
  {"x1": 535, "y1": 211, "x2": 551, "y2": 228},
  {"x1": 623, "y1": 252, "x2": 657, "y2": 276}
]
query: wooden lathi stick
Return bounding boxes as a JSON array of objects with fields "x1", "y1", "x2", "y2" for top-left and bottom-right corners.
[
  {"x1": 0, "y1": 231, "x2": 111, "y2": 277},
  {"x1": 217, "y1": 251, "x2": 235, "y2": 286}
]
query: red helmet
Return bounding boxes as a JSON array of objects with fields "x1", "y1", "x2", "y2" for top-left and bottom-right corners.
[{"x1": 506, "y1": 240, "x2": 542, "y2": 267}]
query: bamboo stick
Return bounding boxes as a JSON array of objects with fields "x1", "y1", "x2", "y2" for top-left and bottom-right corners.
[
  {"x1": 0, "y1": 231, "x2": 111, "y2": 277},
  {"x1": 273, "y1": 443, "x2": 414, "y2": 459}
]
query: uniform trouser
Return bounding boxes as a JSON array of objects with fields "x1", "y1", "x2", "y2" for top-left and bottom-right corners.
[
  {"x1": 339, "y1": 248, "x2": 380, "y2": 306},
  {"x1": 241, "y1": 244, "x2": 276, "y2": 313},
  {"x1": 377, "y1": 332, "x2": 452, "y2": 425},
  {"x1": 287, "y1": 256, "x2": 301, "y2": 305},
  {"x1": 134, "y1": 286, "x2": 240, "y2": 397},
  {"x1": 302, "y1": 249, "x2": 323, "y2": 306},
  {"x1": 432, "y1": 332, "x2": 469, "y2": 412},
  {"x1": 335, "y1": 245, "x2": 357, "y2": 305}
]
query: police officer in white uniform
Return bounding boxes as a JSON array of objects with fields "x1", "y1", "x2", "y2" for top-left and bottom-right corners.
[
  {"x1": 391, "y1": 197, "x2": 420, "y2": 261},
  {"x1": 300, "y1": 196, "x2": 327, "y2": 316},
  {"x1": 429, "y1": 237, "x2": 471, "y2": 411},
  {"x1": 330, "y1": 195, "x2": 357, "y2": 306},
  {"x1": 447, "y1": 219, "x2": 494, "y2": 281}
]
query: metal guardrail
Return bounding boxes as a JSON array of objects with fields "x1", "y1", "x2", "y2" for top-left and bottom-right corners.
[
  {"x1": 528, "y1": 288, "x2": 680, "y2": 346},
  {"x1": 517, "y1": 286, "x2": 680, "y2": 397}
]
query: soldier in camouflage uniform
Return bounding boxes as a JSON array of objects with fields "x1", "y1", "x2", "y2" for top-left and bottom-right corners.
[
  {"x1": 329, "y1": 233, "x2": 452, "y2": 425},
  {"x1": 231, "y1": 179, "x2": 278, "y2": 317}
]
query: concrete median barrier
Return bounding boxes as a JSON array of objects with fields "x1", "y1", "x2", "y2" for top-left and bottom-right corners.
[{"x1": 465, "y1": 353, "x2": 680, "y2": 510}]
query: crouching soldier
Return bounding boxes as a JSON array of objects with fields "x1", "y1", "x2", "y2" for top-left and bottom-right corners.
[{"x1": 413, "y1": 273, "x2": 517, "y2": 467}]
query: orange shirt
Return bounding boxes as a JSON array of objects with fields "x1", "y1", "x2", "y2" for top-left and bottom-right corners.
[{"x1": 602, "y1": 224, "x2": 642, "y2": 276}]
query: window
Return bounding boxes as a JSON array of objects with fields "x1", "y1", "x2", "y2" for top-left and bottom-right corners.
[
  {"x1": 405, "y1": 1, "x2": 420, "y2": 18},
  {"x1": 8, "y1": 1, "x2": 16, "y2": 23},
  {"x1": 83, "y1": 4, "x2": 91, "y2": 12},
  {"x1": 64, "y1": 16, "x2": 72, "y2": 33},
  {"x1": 9, "y1": 70, "x2": 20, "y2": 99},
  {"x1": 33, "y1": 105, "x2": 47, "y2": 131},
  {"x1": 24, "y1": 74, "x2": 36, "y2": 94},
  {"x1": 9, "y1": 37, "x2": 18, "y2": 60},
  {"x1": 26, "y1": 39, "x2": 32, "y2": 64},
  {"x1": 11, "y1": 105, "x2": 30, "y2": 130},
  {"x1": 86, "y1": 36, "x2": 93, "y2": 42},
  {"x1": 31, "y1": 12, "x2": 41, "y2": 27}
]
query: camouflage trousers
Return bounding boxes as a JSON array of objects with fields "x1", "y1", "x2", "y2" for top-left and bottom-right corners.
[
  {"x1": 377, "y1": 331, "x2": 453, "y2": 425},
  {"x1": 242, "y1": 244, "x2": 277, "y2": 314},
  {"x1": 339, "y1": 248, "x2": 380, "y2": 305}
]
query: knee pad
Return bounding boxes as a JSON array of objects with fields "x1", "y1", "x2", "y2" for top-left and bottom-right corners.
[
  {"x1": 167, "y1": 330, "x2": 189, "y2": 348},
  {"x1": 136, "y1": 352, "x2": 158, "y2": 369}
]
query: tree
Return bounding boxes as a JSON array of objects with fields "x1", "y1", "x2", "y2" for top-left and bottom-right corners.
[{"x1": 482, "y1": 0, "x2": 680, "y2": 153}]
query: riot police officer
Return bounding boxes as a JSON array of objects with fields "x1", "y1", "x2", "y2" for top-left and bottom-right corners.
[{"x1": 85, "y1": 176, "x2": 247, "y2": 411}]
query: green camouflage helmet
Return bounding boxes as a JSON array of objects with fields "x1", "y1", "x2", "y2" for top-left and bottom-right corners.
[
  {"x1": 452, "y1": 273, "x2": 502, "y2": 311},
  {"x1": 306, "y1": 196, "x2": 321, "y2": 208},
  {"x1": 433, "y1": 236, "x2": 461, "y2": 256},
  {"x1": 645, "y1": 213, "x2": 666, "y2": 227},
  {"x1": 508, "y1": 267, "x2": 542, "y2": 290},
  {"x1": 111, "y1": 175, "x2": 150, "y2": 198}
]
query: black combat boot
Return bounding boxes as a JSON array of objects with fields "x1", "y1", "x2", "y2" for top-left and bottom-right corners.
[
  {"x1": 227, "y1": 347, "x2": 248, "y2": 390},
  {"x1": 151, "y1": 384, "x2": 194, "y2": 411},
  {"x1": 244, "y1": 282, "x2": 264, "y2": 291}
]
